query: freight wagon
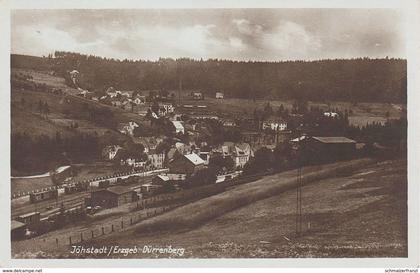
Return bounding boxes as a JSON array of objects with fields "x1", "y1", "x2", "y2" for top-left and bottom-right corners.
[
  {"x1": 29, "y1": 189, "x2": 58, "y2": 203},
  {"x1": 98, "y1": 180, "x2": 110, "y2": 188},
  {"x1": 64, "y1": 182, "x2": 89, "y2": 194}
]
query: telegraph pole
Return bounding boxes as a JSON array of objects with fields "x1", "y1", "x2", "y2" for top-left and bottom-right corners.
[
  {"x1": 177, "y1": 60, "x2": 182, "y2": 106},
  {"x1": 296, "y1": 137, "x2": 303, "y2": 236}
]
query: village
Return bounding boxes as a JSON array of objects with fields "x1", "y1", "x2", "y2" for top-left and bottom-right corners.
[
  {"x1": 10, "y1": 66, "x2": 386, "y2": 243},
  {"x1": 5, "y1": 5, "x2": 412, "y2": 264}
]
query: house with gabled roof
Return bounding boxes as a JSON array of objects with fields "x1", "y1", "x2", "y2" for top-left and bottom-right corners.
[
  {"x1": 221, "y1": 142, "x2": 253, "y2": 169},
  {"x1": 172, "y1": 121, "x2": 185, "y2": 134},
  {"x1": 102, "y1": 145, "x2": 123, "y2": 160},
  {"x1": 118, "y1": 121, "x2": 139, "y2": 136},
  {"x1": 262, "y1": 118, "x2": 288, "y2": 131},
  {"x1": 168, "y1": 153, "x2": 206, "y2": 176},
  {"x1": 90, "y1": 186, "x2": 138, "y2": 208}
]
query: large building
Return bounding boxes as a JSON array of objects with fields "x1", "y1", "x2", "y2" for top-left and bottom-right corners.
[
  {"x1": 262, "y1": 119, "x2": 288, "y2": 131},
  {"x1": 148, "y1": 152, "x2": 165, "y2": 169},
  {"x1": 90, "y1": 186, "x2": 138, "y2": 208},
  {"x1": 11, "y1": 220, "x2": 26, "y2": 240},
  {"x1": 306, "y1": 136, "x2": 357, "y2": 161},
  {"x1": 221, "y1": 142, "x2": 253, "y2": 169},
  {"x1": 16, "y1": 212, "x2": 40, "y2": 228},
  {"x1": 168, "y1": 153, "x2": 206, "y2": 176}
]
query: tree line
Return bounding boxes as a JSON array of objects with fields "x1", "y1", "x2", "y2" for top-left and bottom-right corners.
[{"x1": 11, "y1": 53, "x2": 406, "y2": 103}]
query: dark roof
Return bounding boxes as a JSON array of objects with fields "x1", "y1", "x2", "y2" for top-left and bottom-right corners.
[
  {"x1": 105, "y1": 186, "x2": 135, "y2": 195},
  {"x1": 11, "y1": 220, "x2": 26, "y2": 230},
  {"x1": 312, "y1": 136, "x2": 356, "y2": 144}
]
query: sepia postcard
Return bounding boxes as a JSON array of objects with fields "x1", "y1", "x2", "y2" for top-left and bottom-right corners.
[{"x1": 0, "y1": 0, "x2": 419, "y2": 270}]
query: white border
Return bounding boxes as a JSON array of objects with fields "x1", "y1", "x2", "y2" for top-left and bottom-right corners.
[{"x1": 0, "y1": 0, "x2": 418, "y2": 268}]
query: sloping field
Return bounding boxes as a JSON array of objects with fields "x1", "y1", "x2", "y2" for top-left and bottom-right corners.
[
  {"x1": 10, "y1": 158, "x2": 378, "y2": 258},
  {"x1": 81, "y1": 159, "x2": 405, "y2": 258},
  {"x1": 12, "y1": 158, "x2": 407, "y2": 258},
  {"x1": 11, "y1": 107, "x2": 75, "y2": 138},
  {"x1": 12, "y1": 68, "x2": 76, "y2": 93},
  {"x1": 178, "y1": 94, "x2": 405, "y2": 127},
  {"x1": 11, "y1": 176, "x2": 53, "y2": 194},
  {"x1": 127, "y1": 158, "x2": 376, "y2": 234},
  {"x1": 11, "y1": 163, "x2": 120, "y2": 194}
]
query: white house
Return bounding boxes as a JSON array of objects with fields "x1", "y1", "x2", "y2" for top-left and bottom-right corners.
[
  {"x1": 121, "y1": 158, "x2": 147, "y2": 168},
  {"x1": 106, "y1": 87, "x2": 121, "y2": 98},
  {"x1": 135, "y1": 137, "x2": 163, "y2": 154},
  {"x1": 172, "y1": 121, "x2": 185, "y2": 134},
  {"x1": 69, "y1": 70, "x2": 79, "y2": 86},
  {"x1": 118, "y1": 121, "x2": 139, "y2": 136},
  {"x1": 148, "y1": 152, "x2": 165, "y2": 169},
  {"x1": 198, "y1": 151, "x2": 210, "y2": 165},
  {"x1": 221, "y1": 142, "x2": 253, "y2": 169},
  {"x1": 193, "y1": 92, "x2": 203, "y2": 100},
  {"x1": 69, "y1": 70, "x2": 79, "y2": 78},
  {"x1": 102, "y1": 145, "x2": 123, "y2": 160},
  {"x1": 216, "y1": 92, "x2": 224, "y2": 99},
  {"x1": 166, "y1": 173, "x2": 187, "y2": 181},
  {"x1": 159, "y1": 103, "x2": 175, "y2": 116},
  {"x1": 120, "y1": 90, "x2": 134, "y2": 98},
  {"x1": 262, "y1": 120, "x2": 288, "y2": 131},
  {"x1": 133, "y1": 96, "x2": 146, "y2": 105},
  {"x1": 324, "y1": 112, "x2": 339, "y2": 118},
  {"x1": 222, "y1": 119, "x2": 236, "y2": 127}
]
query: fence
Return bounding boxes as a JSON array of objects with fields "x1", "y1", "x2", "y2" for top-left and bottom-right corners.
[
  {"x1": 33, "y1": 181, "x2": 232, "y2": 247},
  {"x1": 50, "y1": 204, "x2": 177, "y2": 247}
]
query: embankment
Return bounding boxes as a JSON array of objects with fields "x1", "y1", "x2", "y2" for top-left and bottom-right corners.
[{"x1": 132, "y1": 158, "x2": 376, "y2": 234}]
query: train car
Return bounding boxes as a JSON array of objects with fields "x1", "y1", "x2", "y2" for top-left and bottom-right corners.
[
  {"x1": 29, "y1": 189, "x2": 58, "y2": 203},
  {"x1": 64, "y1": 182, "x2": 88, "y2": 194},
  {"x1": 114, "y1": 178, "x2": 124, "y2": 185},
  {"x1": 98, "y1": 180, "x2": 110, "y2": 189},
  {"x1": 124, "y1": 176, "x2": 139, "y2": 185}
]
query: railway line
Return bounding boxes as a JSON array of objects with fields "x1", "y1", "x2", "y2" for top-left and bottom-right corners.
[{"x1": 11, "y1": 172, "x2": 158, "y2": 219}]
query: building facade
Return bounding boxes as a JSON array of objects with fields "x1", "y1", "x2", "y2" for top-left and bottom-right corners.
[{"x1": 90, "y1": 186, "x2": 138, "y2": 208}]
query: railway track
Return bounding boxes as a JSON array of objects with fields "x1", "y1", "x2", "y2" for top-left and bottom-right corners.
[{"x1": 11, "y1": 175, "x2": 155, "y2": 219}]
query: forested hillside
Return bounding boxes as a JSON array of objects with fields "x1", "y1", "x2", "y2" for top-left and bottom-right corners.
[{"x1": 11, "y1": 53, "x2": 406, "y2": 103}]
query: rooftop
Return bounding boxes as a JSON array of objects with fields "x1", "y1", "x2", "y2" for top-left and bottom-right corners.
[
  {"x1": 312, "y1": 136, "x2": 356, "y2": 144},
  {"x1": 172, "y1": 121, "x2": 184, "y2": 129},
  {"x1": 11, "y1": 220, "x2": 26, "y2": 230},
  {"x1": 18, "y1": 211, "x2": 40, "y2": 218},
  {"x1": 56, "y1": 165, "x2": 71, "y2": 173},
  {"x1": 156, "y1": 175, "x2": 170, "y2": 181},
  {"x1": 105, "y1": 186, "x2": 135, "y2": 195},
  {"x1": 184, "y1": 153, "x2": 206, "y2": 165},
  {"x1": 290, "y1": 135, "x2": 310, "y2": 142}
]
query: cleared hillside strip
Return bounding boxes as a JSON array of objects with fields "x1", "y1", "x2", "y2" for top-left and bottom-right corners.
[{"x1": 128, "y1": 158, "x2": 376, "y2": 234}]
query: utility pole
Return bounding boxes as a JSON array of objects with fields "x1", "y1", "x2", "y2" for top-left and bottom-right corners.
[
  {"x1": 296, "y1": 137, "x2": 303, "y2": 236},
  {"x1": 178, "y1": 77, "x2": 182, "y2": 106},
  {"x1": 177, "y1": 60, "x2": 182, "y2": 106}
]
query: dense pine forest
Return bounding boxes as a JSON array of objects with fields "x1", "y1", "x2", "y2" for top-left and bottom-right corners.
[{"x1": 11, "y1": 52, "x2": 406, "y2": 103}]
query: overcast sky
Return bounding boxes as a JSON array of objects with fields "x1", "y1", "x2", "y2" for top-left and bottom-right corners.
[{"x1": 11, "y1": 9, "x2": 406, "y2": 61}]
